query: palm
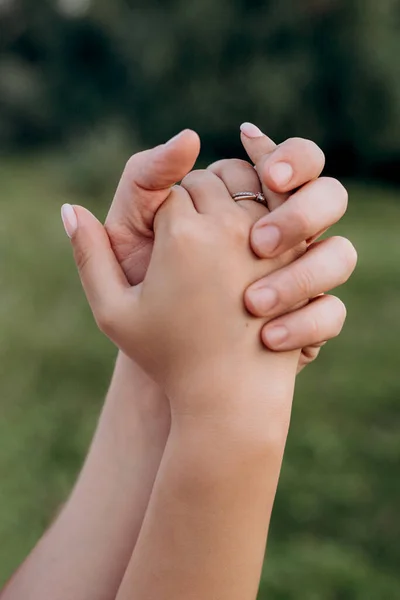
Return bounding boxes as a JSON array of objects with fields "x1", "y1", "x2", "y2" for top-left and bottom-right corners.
[{"x1": 105, "y1": 218, "x2": 155, "y2": 286}]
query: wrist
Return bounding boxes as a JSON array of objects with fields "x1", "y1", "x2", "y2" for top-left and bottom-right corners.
[
  {"x1": 106, "y1": 351, "x2": 171, "y2": 428},
  {"x1": 168, "y1": 350, "x2": 298, "y2": 439},
  {"x1": 167, "y1": 414, "x2": 288, "y2": 507}
]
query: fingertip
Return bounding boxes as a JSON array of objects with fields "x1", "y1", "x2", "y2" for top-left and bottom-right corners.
[
  {"x1": 165, "y1": 129, "x2": 201, "y2": 154},
  {"x1": 240, "y1": 125, "x2": 277, "y2": 165},
  {"x1": 61, "y1": 204, "x2": 77, "y2": 238},
  {"x1": 240, "y1": 122, "x2": 264, "y2": 139},
  {"x1": 160, "y1": 129, "x2": 201, "y2": 179},
  {"x1": 251, "y1": 222, "x2": 282, "y2": 257},
  {"x1": 262, "y1": 324, "x2": 289, "y2": 350}
]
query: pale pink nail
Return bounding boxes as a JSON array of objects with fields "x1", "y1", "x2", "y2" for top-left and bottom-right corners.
[
  {"x1": 269, "y1": 162, "x2": 294, "y2": 187},
  {"x1": 240, "y1": 122, "x2": 264, "y2": 138},
  {"x1": 264, "y1": 326, "x2": 289, "y2": 348},
  {"x1": 61, "y1": 204, "x2": 78, "y2": 238},
  {"x1": 252, "y1": 225, "x2": 281, "y2": 255},
  {"x1": 247, "y1": 286, "x2": 278, "y2": 315}
]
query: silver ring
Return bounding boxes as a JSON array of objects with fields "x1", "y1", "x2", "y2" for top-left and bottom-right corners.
[{"x1": 232, "y1": 191, "x2": 268, "y2": 208}]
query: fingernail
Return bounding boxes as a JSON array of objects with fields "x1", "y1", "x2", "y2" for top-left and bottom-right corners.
[
  {"x1": 240, "y1": 122, "x2": 264, "y2": 138},
  {"x1": 165, "y1": 130, "x2": 185, "y2": 146},
  {"x1": 269, "y1": 162, "x2": 293, "y2": 187},
  {"x1": 61, "y1": 204, "x2": 77, "y2": 238},
  {"x1": 264, "y1": 326, "x2": 288, "y2": 348},
  {"x1": 252, "y1": 225, "x2": 281, "y2": 255},
  {"x1": 248, "y1": 287, "x2": 278, "y2": 315}
]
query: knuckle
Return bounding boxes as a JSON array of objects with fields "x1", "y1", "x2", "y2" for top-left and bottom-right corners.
[
  {"x1": 290, "y1": 204, "x2": 312, "y2": 237},
  {"x1": 125, "y1": 153, "x2": 140, "y2": 176},
  {"x1": 293, "y1": 263, "x2": 314, "y2": 299},
  {"x1": 181, "y1": 169, "x2": 209, "y2": 189},
  {"x1": 74, "y1": 243, "x2": 91, "y2": 275},
  {"x1": 284, "y1": 137, "x2": 325, "y2": 168},
  {"x1": 208, "y1": 158, "x2": 252, "y2": 173},
  {"x1": 306, "y1": 314, "x2": 321, "y2": 339},
  {"x1": 168, "y1": 217, "x2": 198, "y2": 244}
]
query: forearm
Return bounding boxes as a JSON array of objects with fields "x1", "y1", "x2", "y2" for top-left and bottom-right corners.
[
  {"x1": 117, "y1": 353, "x2": 298, "y2": 600},
  {"x1": 1, "y1": 353, "x2": 170, "y2": 600}
]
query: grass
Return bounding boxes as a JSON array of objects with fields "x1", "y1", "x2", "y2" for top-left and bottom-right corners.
[{"x1": 0, "y1": 156, "x2": 399, "y2": 597}]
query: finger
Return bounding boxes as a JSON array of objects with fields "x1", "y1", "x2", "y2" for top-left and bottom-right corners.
[
  {"x1": 261, "y1": 295, "x2": 347, "y2": 351},
  {"x1": 181, "y1": 169, "x2": 234, "y2": 214},
  {"x1": 208, "y1": 158, "x2": 261, "y2": 196},
  {"x1": 298, "y1": 342, "x2": 326, "y2": 372},
  {"x1": 240, "y1": 123, "x2": 285, "y2": 211},
  {"x1": 258, "y1": 137, "x2": 325, "y2": 195},
  {"x1": 250, "y1": 177, "x2": 348, "y2": 258},
  {"x1": 239, "y1": 123, "x2": 277, "y2": 162},
  {"x1": 61, "y1": 204, "x2": 131, "y2": 335},
  {"x1": 207, "y1": 158, "x2": 269, "y2": 220},
  {"x1": 154, "y1": 184, "x2": 195, "y2": 232},
  {"x1": 107, "y1": 129, "x2": 201, "y2": 232},
  {"x1": 245, "y1": 236, "x2": 357, "y2": 319}
]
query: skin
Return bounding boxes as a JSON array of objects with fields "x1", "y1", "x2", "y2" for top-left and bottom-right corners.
[
  {"x1": 105, "y1": 127, "x2": 356, "y2": 361},
  {"x1": 0, "y1": 128, "x2": 357, "y2": 600},
  {"x1": 66, "y1": 172, "x2": 302, "y2": 600}
]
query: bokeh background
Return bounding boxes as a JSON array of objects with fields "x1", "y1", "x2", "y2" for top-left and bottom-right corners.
[{"x1": 1, "y1": 1, "x2": 400, "y2": 597}]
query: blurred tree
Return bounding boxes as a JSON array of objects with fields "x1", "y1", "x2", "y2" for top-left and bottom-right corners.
[{"x1": 0, "y1": 0, "x2": 399, "y2": 179}]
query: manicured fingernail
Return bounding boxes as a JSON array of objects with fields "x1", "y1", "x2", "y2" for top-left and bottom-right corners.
[
  {"x1": 165, "y1": 130, "x2": 185, "y2": 146},
  {"x1": 269, "y1": 162, "x2": 293, "y2": 187},
  {"x1": 252, "y1": 225, "x2": 281, "y2": 255},
  {"x1": 248, "y1": 287, "x2": 278, "y2": 315},
  {"x1": 264, "y1": 326, "x2": 288, "y2": 348},
  {"x1": 240, "y1": 122, "x2": 264, "y2": 138},
  {"x1": 61, "y1": 204, "x2": 77, "y2": 238}
]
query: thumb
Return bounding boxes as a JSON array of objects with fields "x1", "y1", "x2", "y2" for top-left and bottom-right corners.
[
  {"x1": 109, "y1": 129, "x2": 201, "y2": 231},
  {"x1": 134, "y1": 129, "x2": 201, "y2": 191},
  {"x1": 61, "y1": 204, "x2": 130, "y2": 333}
]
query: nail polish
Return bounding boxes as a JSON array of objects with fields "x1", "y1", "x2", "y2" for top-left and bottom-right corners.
[
  {"x1": 61, "y1": 204, "x2": 78, "y2": 238},
  {"x1": 240, "y1": 122, "x2": 264, "y2": 138}
]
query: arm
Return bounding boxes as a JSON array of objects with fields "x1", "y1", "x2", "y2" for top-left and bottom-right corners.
[
  {"x1": 1, "y1": 130, "x2": 355, "y2": 599},
  {"x1": 117, "y1": 362, "x2": 297, "y2": 600},
  {"x1": 64, "y1": 177, "x2": 301, "y2": 600},
  {"x1": 1, "y1": 353, "x2": 170, "y2": 600},
  {"x1": 2, "y1": 132, "x2": 354, "y2": 600}
]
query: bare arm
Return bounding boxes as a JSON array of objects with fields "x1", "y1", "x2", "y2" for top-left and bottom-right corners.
[
  {"x1": 0, "y1": 353, "x2": 170, "y2": 600},
  {"x1": 117, "y1": 364, "x2": 296, "y2": 600},
  {"x1": 63, "y1": 177, "x2": 301, "y2": 600}
]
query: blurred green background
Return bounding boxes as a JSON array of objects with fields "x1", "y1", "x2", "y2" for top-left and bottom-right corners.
[{"x1": 0, "y1": 1, "x2": 399, "y2": 597}]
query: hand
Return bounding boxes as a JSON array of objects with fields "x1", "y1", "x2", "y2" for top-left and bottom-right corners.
[
  {"x1": 208, "y1": 123, "x2": 357, "y2": 372},
  {"x1": 64, "y1": 172, "x2": 300, "y2": 418},
  {"x1": 105, "y1": 129, "x2": 201, "y2": 285}
]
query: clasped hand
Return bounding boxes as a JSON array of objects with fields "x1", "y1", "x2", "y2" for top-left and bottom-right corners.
[{"x1": 62, "y1": 125, "x2": 356, "y2": 379}]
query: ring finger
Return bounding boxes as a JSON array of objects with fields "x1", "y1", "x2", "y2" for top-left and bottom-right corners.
[{"x1": 208, "y1": 158, "x2": 269, "y2": 220}]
